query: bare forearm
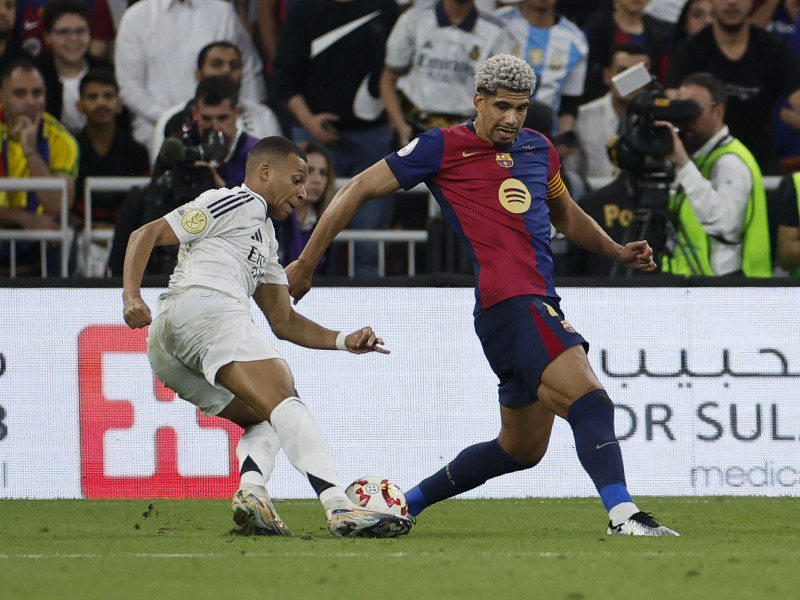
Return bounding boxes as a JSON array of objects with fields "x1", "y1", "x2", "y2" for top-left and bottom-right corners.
[
  {"x1": 0, "y1": 206, "x2": 30, "y2": 227},
  {"x1": 565, "y1": 219, "x2": 623, "y2": 261},
  {"x1": 123, "y1": 220, "x2": 177, "y2": 297},
  {"x1": 778, "y1": 241, "x2": 800, "y2": 269},
  {"x1": 379, "y1": 69, "x2": 407, "y2": 133},
  {"x1": 777, "y1": 226, "x2": 800, "y2": 270},
  {"x1": 286, "y1": 94, "x2": 314, "y2": 129},
  {"x1": 273, "y1": 311, "x2": 339, "y2": 349},
  {"x1": 551, "y1": 196, "x2": 623, "y2": 261},
  {"x1": 25, "y1": 152, "x2": 74, "y2": 215},
  {"x1": 749, "y1": 0, "x2": 782, "y2": 28},
  {"x1": 295, "y1": 173, "x2": 381, "y2": 269},
  {"x1": 122, "y1": 226, "x2": 157, "y2": 299},
  {"x1": 256, "y1": 0, "x2": 279, "y2": 60}
]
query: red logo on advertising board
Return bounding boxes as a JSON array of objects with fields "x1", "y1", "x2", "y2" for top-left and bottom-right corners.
[{"x1": 79, "y1": 325, "x2": 241, "y2": 499}]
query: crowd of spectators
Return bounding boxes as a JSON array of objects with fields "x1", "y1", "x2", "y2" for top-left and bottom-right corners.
[{"x1": 1, "y1": 0, "x2": 800, "y2": 279}]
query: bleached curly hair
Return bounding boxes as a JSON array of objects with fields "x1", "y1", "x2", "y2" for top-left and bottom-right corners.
[{"x1": 474, "y1": 54, "x2": 537, "y2": 96}]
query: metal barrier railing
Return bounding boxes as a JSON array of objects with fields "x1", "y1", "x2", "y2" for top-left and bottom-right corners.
[
  {"x1": 20, "y1": 172, "x2": 774, "y2": 278},
  {"x1": 78, "y1": 177, "x2": 431, "y2": 277},
  {"x1": 0, "y1": 177, "x2": 70, "y2": 277},
  {"x1": 335, "y1": 229, "x2": 428, "y2": 277},
  {"x1": 82, "y1": 176, "x2": 151, "y2": 245}
]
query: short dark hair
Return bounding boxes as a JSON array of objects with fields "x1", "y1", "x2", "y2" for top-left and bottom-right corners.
[
  {"x1": 194, "y1": 75, "x2": 239, "y2": 108},
  {"x1": 79, "y1": 67, "x2": 118, "y2": 97},
  {"x1": 197, "y1": 41, "x2": 242, "y2": 71},
  {"x1": 42, "y1": 0, "x2": 92, "y2": 32},
  {"x1": 680, "y1": 72, "x2": 728, "y2": 108},
  {"x1": 608, "y1": 42, "x2": 650, "y2": 66},
  {"x1": 246, "y1": 136, "x2": 307, "y2": 173},
  {"x1": 0, "y1": 57, "x2": 42, "y2": 86}
]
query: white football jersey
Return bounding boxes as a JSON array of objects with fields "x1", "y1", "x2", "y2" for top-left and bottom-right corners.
[
  {"x1": 162, "y1": 184, "x2": 287, "y2": 303},
  {"x1": 386, "y1": 5, "x2": 514, "y2": 116}
]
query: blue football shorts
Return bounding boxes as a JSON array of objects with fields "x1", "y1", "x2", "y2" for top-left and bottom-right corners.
[{"x1": 474, "y1": 294, "x2": 589, "y2": 407}]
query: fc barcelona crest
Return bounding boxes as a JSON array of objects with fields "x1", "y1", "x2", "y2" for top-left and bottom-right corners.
[{"x1": 496, "y1": 152, "x2": 513, "y2": 168}]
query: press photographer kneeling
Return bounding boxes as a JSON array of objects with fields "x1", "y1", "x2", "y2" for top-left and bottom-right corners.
[{"x1": 108, "y1": 76, "x2": 260, "y2": 275}]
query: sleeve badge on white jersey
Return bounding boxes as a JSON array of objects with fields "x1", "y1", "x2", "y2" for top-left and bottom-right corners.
[
  {"x1": 181, "y1": 209, "x2": 208, "y2": 234},
  {"x1": 398, "y1": 137, "x2": 419, "y2": 157}
]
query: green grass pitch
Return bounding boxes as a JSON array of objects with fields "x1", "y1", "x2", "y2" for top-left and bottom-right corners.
[{"x1": 2, "y1": 497, "x2": 800, "y2": 600}]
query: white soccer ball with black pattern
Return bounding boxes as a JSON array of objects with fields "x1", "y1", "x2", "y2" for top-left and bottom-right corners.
[{"x1": 345, "y1": 476, "x2": 409, "y2": 517}]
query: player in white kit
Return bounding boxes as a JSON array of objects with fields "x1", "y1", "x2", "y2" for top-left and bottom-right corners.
[{"x1": 122, "y1": 136, "x2": 412, "y2": 538}]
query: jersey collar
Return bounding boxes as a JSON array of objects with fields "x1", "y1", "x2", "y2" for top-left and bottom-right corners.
[
  {"x1": 436, "y1": 1, "x2": 479, "y2": 32},
  {"x1": 241, "y1": 183, "x2": 270, "y2": 218}
]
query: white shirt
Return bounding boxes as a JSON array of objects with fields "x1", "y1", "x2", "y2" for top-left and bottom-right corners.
[
  {"x1": 643, "y1": 0, "x2": 685, "y2": 24},
  {"x1": 115, "y1": 0, "x2": 266, "y2": 148},
  {"x1": 150, "y1": 98, "x2": 282, "y2": 167},
  {"x1": 396, "y1": 0, "x2": 509, "y2": 12},
  {"x1": 59, "y1": 66, "x2": 89, "y2": 133},
  {"x1": 562, "y1": 92, "x2": 620, "y2": 180},
  {"x1": 163, "y1": 183, "x2": 287, "y2": 304},
  {"x1": 673, "y1": 126, "x2": 754, "y2": 275},
  {"x1": 385, "y1": 5, "x2": 514, "y2": 116}
]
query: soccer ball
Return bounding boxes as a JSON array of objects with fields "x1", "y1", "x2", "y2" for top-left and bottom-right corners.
[{"x1": 345, "y1": 476, "x2": 409, "y2": 517}]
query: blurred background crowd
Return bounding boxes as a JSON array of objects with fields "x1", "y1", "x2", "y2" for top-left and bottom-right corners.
[{"x1": 2, "y1": 0, "x2": 800, "y2": 280}]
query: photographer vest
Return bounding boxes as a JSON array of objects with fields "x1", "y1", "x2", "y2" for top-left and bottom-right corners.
[
  {"x1": 662, "y1": 138, "x2": 771, "y2": 277},
  {"x1": 787, "y1": 172, "x2": 800, "y2": 277}
]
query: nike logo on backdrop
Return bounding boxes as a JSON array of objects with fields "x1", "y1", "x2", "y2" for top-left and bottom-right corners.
[
  {"x1": 311, "y1": 12, "x2": 381, "y2": 58},
  {"x1": 595, "y1": 441, "x2": 619, "y2": 450},
  {"x1": 462, "y1": 151, "x2": 479, "y2": 157}
]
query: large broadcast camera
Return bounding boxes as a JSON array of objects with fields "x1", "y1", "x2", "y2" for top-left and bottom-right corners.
[
  {"x1": 143, "y1": 127, "x2": 228, "y2": 273},
  {"x1": 606, "y1": 63, "x2": 701, "y2": 209},
  {"x1": 605, "y1": 63, "x2": 701, "y2": 275}
]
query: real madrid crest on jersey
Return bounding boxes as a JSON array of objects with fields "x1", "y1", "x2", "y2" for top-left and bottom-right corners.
[
  {"x1": 181, "y1": 209, "x2": 208, "y2": 234},
  {"x1": 496, "y1": 153, "x2": 513, "y2": 168},
  {"x1": 470, "y1": 45, "x2": 481, "y2": 61}
]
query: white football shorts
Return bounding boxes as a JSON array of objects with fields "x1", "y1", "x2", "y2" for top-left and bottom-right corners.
[{"x1": 147, "y1": 287, "x2": 282, "y2": 416}]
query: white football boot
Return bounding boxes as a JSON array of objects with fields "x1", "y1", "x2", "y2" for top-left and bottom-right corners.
[
  {"x1": 607, "y1": 511, "x2": 680, "y2": 536},
  {"x1": 326, "y1": 507, "x2": 412, "y2": 538},
  {"x1": 231, "y1": 484, "x2": 292, "y2": 536}
]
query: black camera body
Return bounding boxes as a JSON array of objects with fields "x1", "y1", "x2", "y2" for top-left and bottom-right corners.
[
  {"x1": 158, "y1": 128, "x2": 228, "y2": 167},
  {"x1": 141, "y1": 129, "x2": 229, "y2": 274},
  {"x1": 608, "y1": 90, "x2": 702, "y2": 172},
  {"x1": 607, "y1": 88, "x2": 702, "y2": 213}
]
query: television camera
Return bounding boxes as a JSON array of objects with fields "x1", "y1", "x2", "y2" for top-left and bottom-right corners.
[{"x1": 605, "y1": 63, "x2": 702, "y2": 275}]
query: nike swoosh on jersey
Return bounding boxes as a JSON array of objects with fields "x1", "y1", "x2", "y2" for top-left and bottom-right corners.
[
  {"x1": 23, "y1": 20, "x2": 40, "y2": 31},
  {"x1": 310, "y1": 11, "x2": 381, "y2": 59},
  {"x1": 595, "y1": 441, "x2": 619, "y2": 450},
  {"x1": 462, "y1": 151, "x2": 479, "y2": 157},
  {"x1": 352, "y1": 74, "x2": 384, "y2": 121}
]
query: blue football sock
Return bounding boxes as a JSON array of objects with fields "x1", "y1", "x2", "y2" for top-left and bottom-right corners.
[
  {"x1": 405, "y1": 485, "x2": 427, "y2": 517},
  {"x1": 567, "y1": 389, "x2": 633, "y2": 511},
  {"x1": 409, "y1": 439, "x2": 535, "y2": 517}
]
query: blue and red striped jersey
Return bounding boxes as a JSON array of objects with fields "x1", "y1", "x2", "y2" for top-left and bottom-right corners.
[{"x1": 385, "y1": 121, "x2": 565, "y2": 309}]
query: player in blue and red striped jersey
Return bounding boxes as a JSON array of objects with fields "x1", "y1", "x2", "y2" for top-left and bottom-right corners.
[{"x1": 287, "y1": 54, "x2": 679, "y2": 537}]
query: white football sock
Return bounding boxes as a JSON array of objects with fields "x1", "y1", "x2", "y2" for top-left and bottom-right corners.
[
  {"x1": 269, "y1": 396, "x2": 343, "y2": 502},
  {"x1": 319, "y1": 487, "x2": 352, "y2": 511},
  {"x1": 608, "y1": 501, "x2": 639, "y2": 526},
  {"x1": 236, "y1": 421, "x2": 281, "y2": 488}
]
